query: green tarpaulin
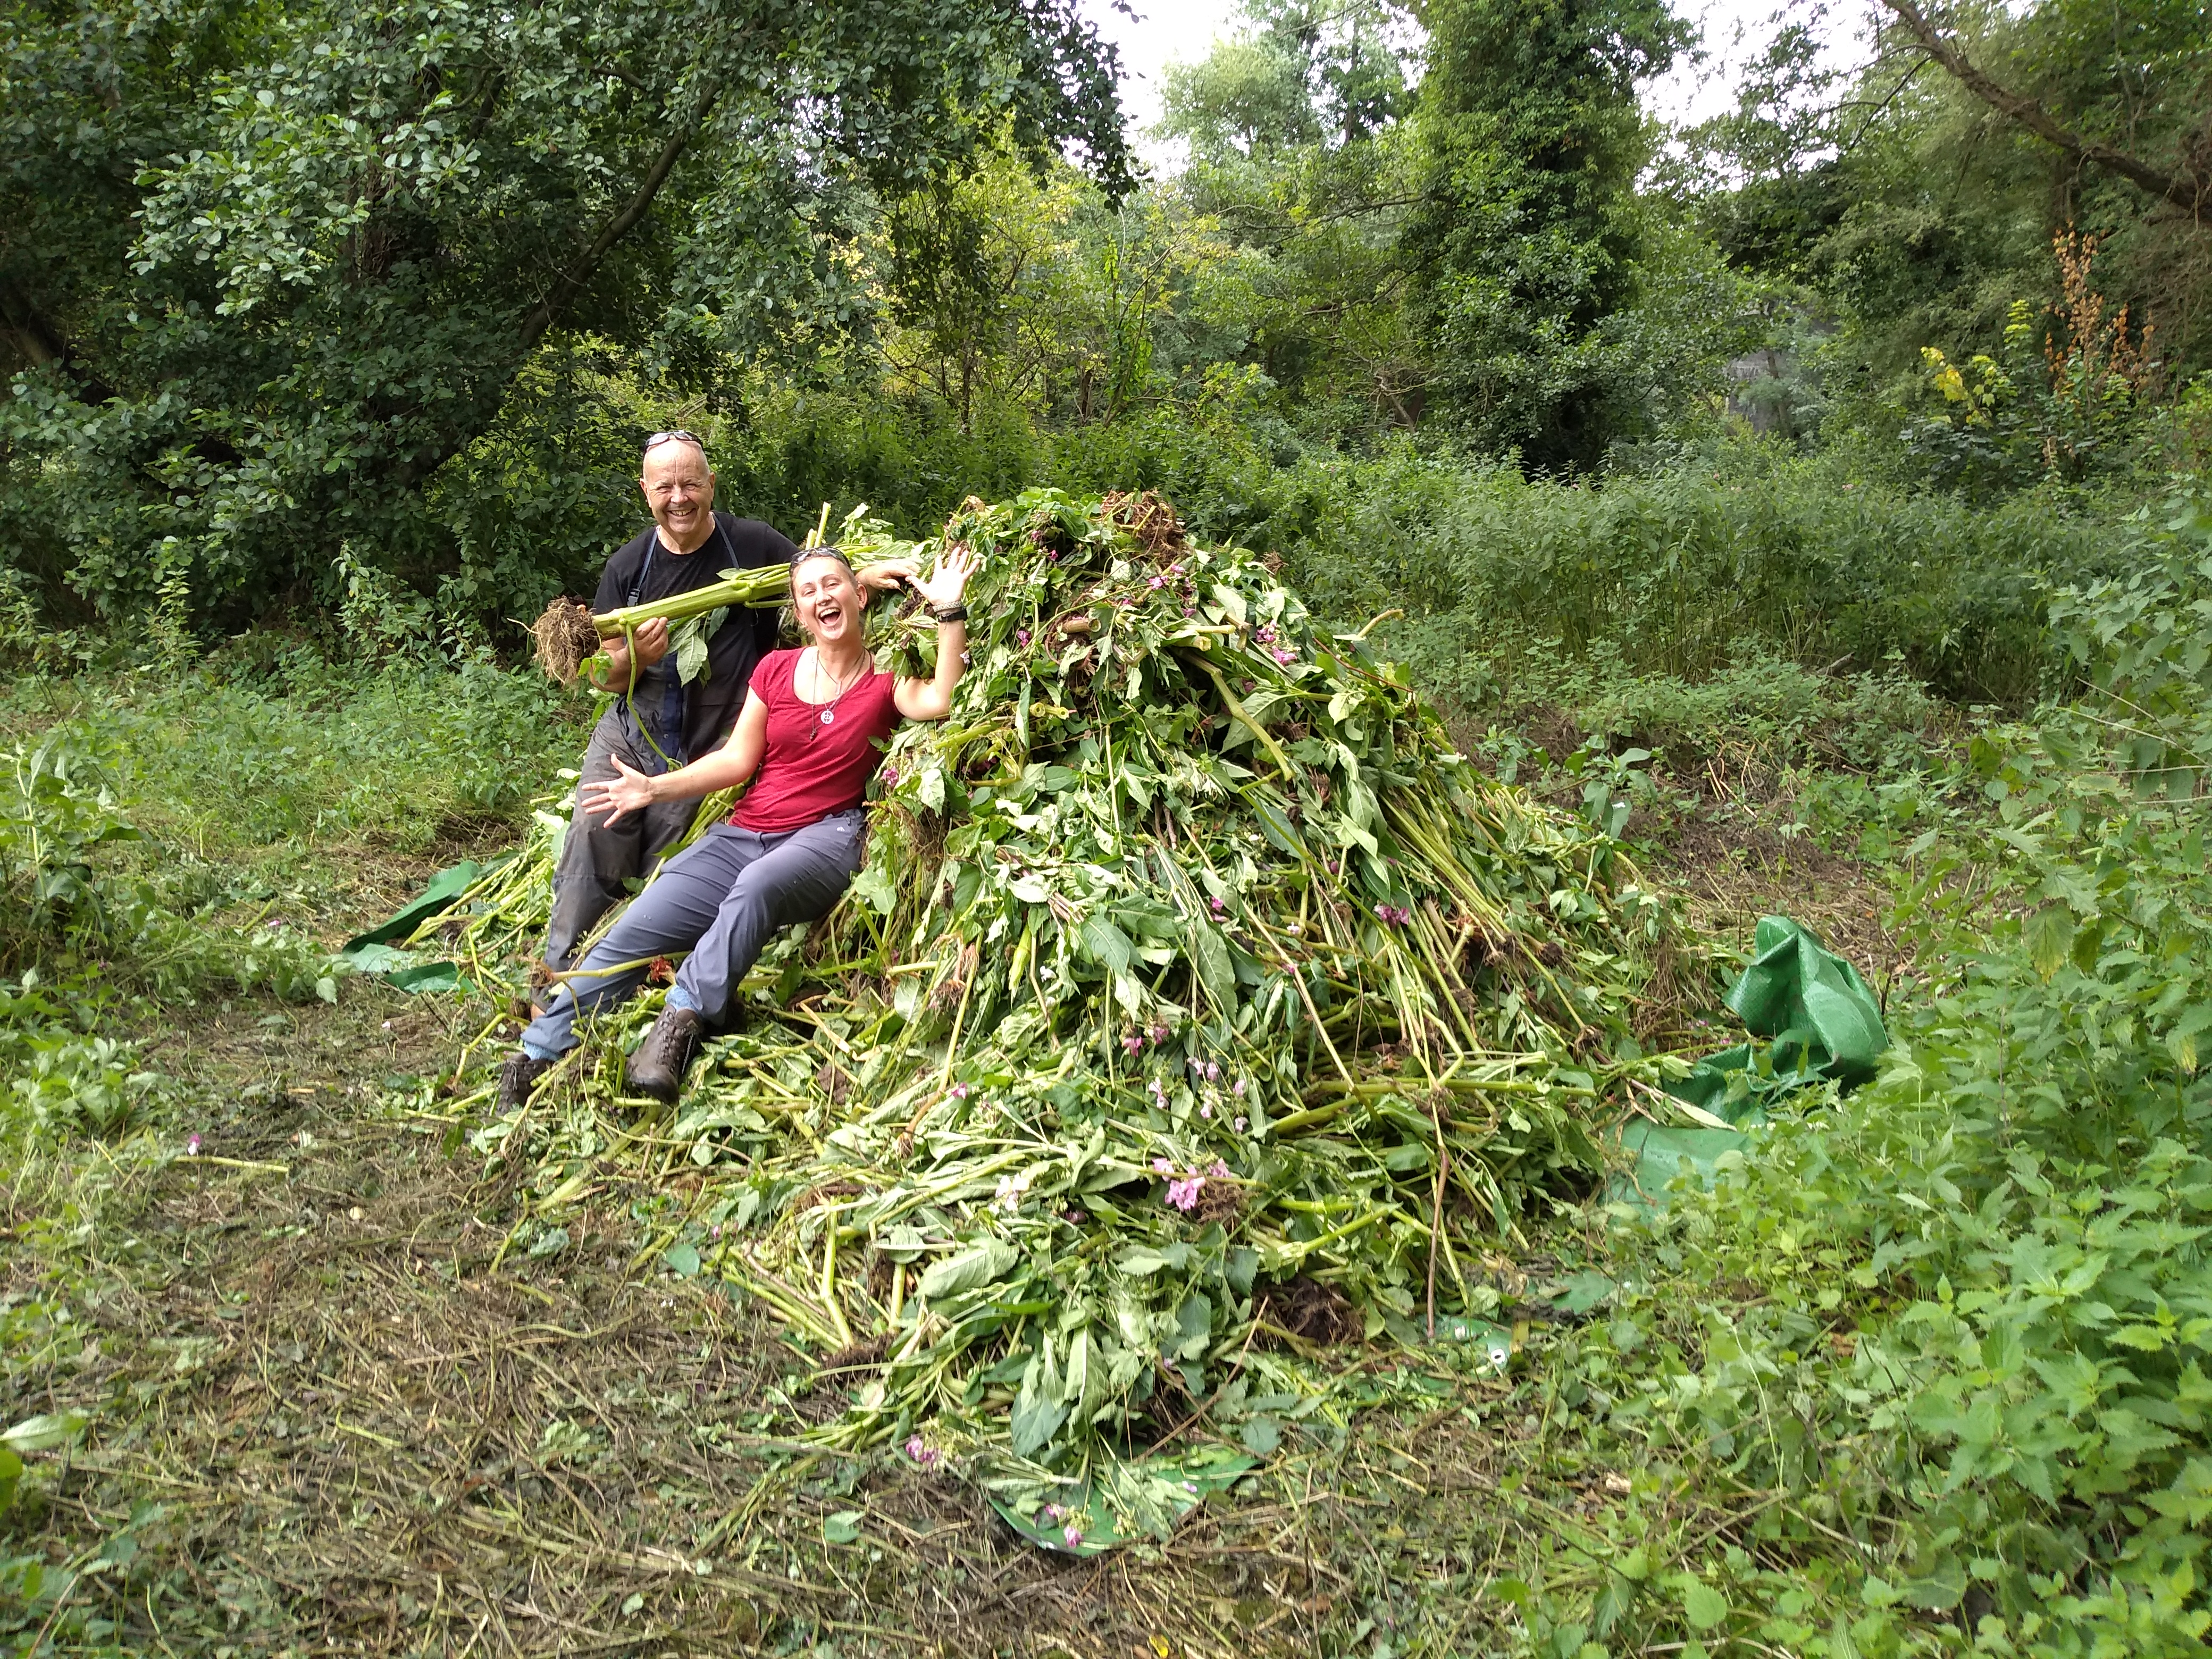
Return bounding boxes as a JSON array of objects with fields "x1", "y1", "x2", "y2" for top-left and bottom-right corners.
[
  {"x1": 1619, "y1": 915, "x2": 1889, "y2": 1203},
  {"x1": 336, "y1": 860, "x2": 488, "y2": 993}
]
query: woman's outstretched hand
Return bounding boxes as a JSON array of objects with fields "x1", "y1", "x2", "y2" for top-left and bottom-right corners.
[
  {"x1": 914, "y1": 543, "x2": 980, "y2": 613},
  {"x1": 580, "y1": 755, "x2": 661, "y2": 827}
]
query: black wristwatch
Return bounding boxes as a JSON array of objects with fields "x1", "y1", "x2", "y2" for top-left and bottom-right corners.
[{"x1": 932, "y1": 604, "x2": 969, "y2": 623}]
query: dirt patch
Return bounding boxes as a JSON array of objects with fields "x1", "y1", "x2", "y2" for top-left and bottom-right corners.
[
  {"x1": 2, "y1": 992, "x2": 1571, "y2": 1658},
  {"x1": 1648, "y1": 803, "x2": 1904, "y2": 994}
]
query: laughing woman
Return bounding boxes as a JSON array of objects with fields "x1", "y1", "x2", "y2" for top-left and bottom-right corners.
[{"x1": 498, "y1": 541, "x2": 979, "y2": 1109}]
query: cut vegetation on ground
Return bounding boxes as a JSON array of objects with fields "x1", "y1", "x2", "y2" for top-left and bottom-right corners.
[{"x1": 6, "y1": 488, "x2": 2212, "y2": 1657}]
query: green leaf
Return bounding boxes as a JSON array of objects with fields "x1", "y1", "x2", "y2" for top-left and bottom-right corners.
[
  {"x1": 1115, "y1": 1243, "x2": 1187, "y2": 1275},
  {"x1": 3, "y1": 1412, "x2": 87, "y2": 1453},
  {"x1": 1079, "y1": 914, "x2": 1136, "y2": 975},
  {"x1": 823, "y1": 1510, "x2": 862, "y2": 1544},
  {"x1": 918, "y1": 1238, "x2": 1019, "y2": 1301},
  {"x1": 663, "y1": 1242, "x2": 701, "y2": 1278},
  {"x1": 1681, "y1": 1578, "x2": 1729, "y2": 1630},
  {"x1": 1238, "y1": 1415, "x2": 1281, "y2": 1455},
  {"x1": 1012, "y1": 1360, "x2": 1069, "y2": 1457},
  {"x1": 2024, "y1": 903, "x2": 2075, "y2": 981},
  {"x1": 671, "y1": 608, "x2": 726, "y2": 684},
  {"x1": 0, "y1": 1445, "x2": 20, "y2": 1515},
  {"x1": 850, "y1": 864, "x2": 896, "y2": 917},
  {"x1": 1188, "y1": 919, "x2": 1236, "y2": 1009},
  {"x1": 1252, "y1": 795, "x2": 1305, "y2": 858}
]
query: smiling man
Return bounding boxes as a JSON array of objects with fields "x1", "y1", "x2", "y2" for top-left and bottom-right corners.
[
  {"x1": 538, "y1": 431, "x2": 792, "y2": 977},
  {"x1": 542, "y1": 432, "x2": 906, "y2": 979}
]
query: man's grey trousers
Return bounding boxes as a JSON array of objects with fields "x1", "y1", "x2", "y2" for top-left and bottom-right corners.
[
  {"x1": 542, "y1": 707, "x2": 700, "y2": 971},
  {"x1": 520, "y1": 810, "x2": 866, "y2": 1060}
]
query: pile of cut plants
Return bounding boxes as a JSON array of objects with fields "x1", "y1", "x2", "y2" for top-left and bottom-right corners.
[{"x1": 417, "y1": 489, "x2": 1696, "y2": 1540}]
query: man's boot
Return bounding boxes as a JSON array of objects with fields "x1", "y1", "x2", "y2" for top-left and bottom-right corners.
[
  {"x1": 626, "y1": 1004, "x2": 703, "y2": 1104},
  {"x1": 499, "y1": 1052, "x2": 554, "y2": 1112}
]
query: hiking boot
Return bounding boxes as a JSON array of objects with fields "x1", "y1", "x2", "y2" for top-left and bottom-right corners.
[
  {"x1": 498, "y1": 1051, "x2": 554, "y2": 1112},
  {"x1": 626, "y1": 1003, "x2": 703, "y2": 1104}
]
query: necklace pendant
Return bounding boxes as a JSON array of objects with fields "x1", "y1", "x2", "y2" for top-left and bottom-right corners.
[{"x1": 820, "y1": 709, "x2": 835, "y2": 726}]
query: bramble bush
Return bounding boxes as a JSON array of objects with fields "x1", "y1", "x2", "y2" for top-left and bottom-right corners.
[{"x1": 1509, "y1": 491, "x2": 2212, "y2": 1656}]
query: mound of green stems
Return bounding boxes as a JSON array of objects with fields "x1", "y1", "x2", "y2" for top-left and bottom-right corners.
[{"x1": 440, "y1": 489, "x2": 1686, "y2": 1528}]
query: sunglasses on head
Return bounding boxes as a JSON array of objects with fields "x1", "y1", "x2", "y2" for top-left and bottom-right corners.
[{"x1": 643, "y1": 429, "x2": 706, "y2": 455}]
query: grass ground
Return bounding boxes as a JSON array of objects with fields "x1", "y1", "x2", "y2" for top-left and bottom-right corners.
[{"x1": 1, "y1": 659, "x2": 1914, "y2": 1657}]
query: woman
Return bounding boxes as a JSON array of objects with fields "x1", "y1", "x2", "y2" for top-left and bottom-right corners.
[{"x1": 499, "y1": 541, "x2": 979, "y2": 1108}]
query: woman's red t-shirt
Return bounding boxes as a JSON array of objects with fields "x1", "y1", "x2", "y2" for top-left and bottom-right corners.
[{"x1": 730, "y1": 648, "x2": 901, "y2": 834}]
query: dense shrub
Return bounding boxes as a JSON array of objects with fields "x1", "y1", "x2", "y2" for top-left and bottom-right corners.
[{"x1": 1519, "y1": 492, "x2": 2212, "y2": 1656}]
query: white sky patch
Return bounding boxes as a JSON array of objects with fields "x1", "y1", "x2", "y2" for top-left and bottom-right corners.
[
  {"x1": 1641, "y1": 0, "x2": 1878, "y2": 129},
  {"x1": 1080, "y1": 0, "x2": 1258, "y2": 167},
  {"x1": 1082, "y1": 0, "x2": 1879, "y2": 171}
]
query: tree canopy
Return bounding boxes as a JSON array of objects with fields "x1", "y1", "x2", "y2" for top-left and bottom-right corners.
[{"x1": 0, "y1": 0, "x2": 1128, "y2": 620}]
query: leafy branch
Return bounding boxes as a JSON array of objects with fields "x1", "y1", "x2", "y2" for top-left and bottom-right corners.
[{"x1": 1878, "y1": 0, "x2": 2210, "y2": 211}]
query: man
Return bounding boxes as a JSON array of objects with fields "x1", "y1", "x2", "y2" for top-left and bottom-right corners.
[{"x1": 541, "y1": 430, "x2": 898, "y2": 977}]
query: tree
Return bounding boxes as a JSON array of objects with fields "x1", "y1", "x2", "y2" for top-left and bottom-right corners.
[
  {"x1": 1401, "y1": 0, "x2": 1688, "y2": 468},
  {"x1": 0, "y1": 0, "x2": 1127, "y2": 624},
  {"x1": 1158, "y1": 2, "x2": 1426, "y2": 429}
]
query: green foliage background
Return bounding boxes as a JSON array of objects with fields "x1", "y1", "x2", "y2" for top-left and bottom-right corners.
[{"x1": 5, "y1": 0, "x2": 2212, "y2": 1650}]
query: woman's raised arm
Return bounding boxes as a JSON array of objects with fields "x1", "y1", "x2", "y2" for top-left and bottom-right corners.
[{"x1": 894, "y1": 544, "x2": 981, "y2": 723}]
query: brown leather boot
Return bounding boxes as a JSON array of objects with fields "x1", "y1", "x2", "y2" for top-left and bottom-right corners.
[
  {"x1": 498, "y1": 1052, "x2": 553, "y2": 1112},
  {"x1": 626, "y1": 1004, "x2": 703, "y2": 1103}
]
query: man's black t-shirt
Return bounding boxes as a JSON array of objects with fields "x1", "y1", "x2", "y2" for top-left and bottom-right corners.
[{"x1": 594, "y1": 512, "x2": 795, "y2": 767}]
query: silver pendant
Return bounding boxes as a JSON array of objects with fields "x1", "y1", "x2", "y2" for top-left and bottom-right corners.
[{"x1": 820, "y1": 709, "x2": 835, "y2": 726}]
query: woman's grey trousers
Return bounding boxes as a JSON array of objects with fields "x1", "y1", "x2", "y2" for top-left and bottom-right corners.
[{"x1": 520, "y1": 810, "x2": 866, "y2": 1059}]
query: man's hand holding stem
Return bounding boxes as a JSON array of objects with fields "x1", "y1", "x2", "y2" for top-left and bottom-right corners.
[{"x1": 586, "y1": 616, "x2": 671, "y2": 692}]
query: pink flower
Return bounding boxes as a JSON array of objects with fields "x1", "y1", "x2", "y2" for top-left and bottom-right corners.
[
  {"x1": 1063, "y1": 1525, "x2": 1084, "y2": 1549},
  {"x1": 1232, "y1": 1078, "x2": 1245, "y2": 1096},
  {"x1": 1063, "y1": 1208, "x2": 1088, "y2": 1225},
  {"x1": 1165, "y1": 1178, "x2": 1199, "y2": 1211},
  {"x1": 1147, "y1": 576, "x2": 1164, "y2": 589},
  {"x1": 1272, "y1": 647, "x2": 1296, "y2": 666},
  {"x1": 185, "y1": 1133, "x2": 203, "y2": 1157},
  {"x1": 1200, "y1": 1104, "x2": 1212, "y2": 1119},
  {"x1": 1152, "y1": 1157, "x2": 1173, "y2": 1175},
  {"x1": 1122, "y1": 1033, "x2": 1144, "y2": 1056},
  {"x1": 950, "y1": 1082, "x2": 969, "y2": 1100},
  {"x1": 879, "y1": 765, "x2": 899, "y2": 786},
  {"x1": 1208, "y1": 895, "x2": 1226, "y2": 915},
  {"x1": 1253, "y1": 625, "x2": 1276, "y2": 645},
  {"x1": 1205, "y1": 1061, "x2": 1220, "y2": 1081},
  {"x1": 1016, "y1": 629, "x2": 1031, "y2": 647},
  {"x1": 1210, "y1": 1160, "x2": 1230, "y2": 1179},
  {"x1": 1234, "y1": 1116, "x2": 1248, "y2": 1133},
  {"x1": 906, "y1": 1435, "x2": 940, "y2": 1465}
]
